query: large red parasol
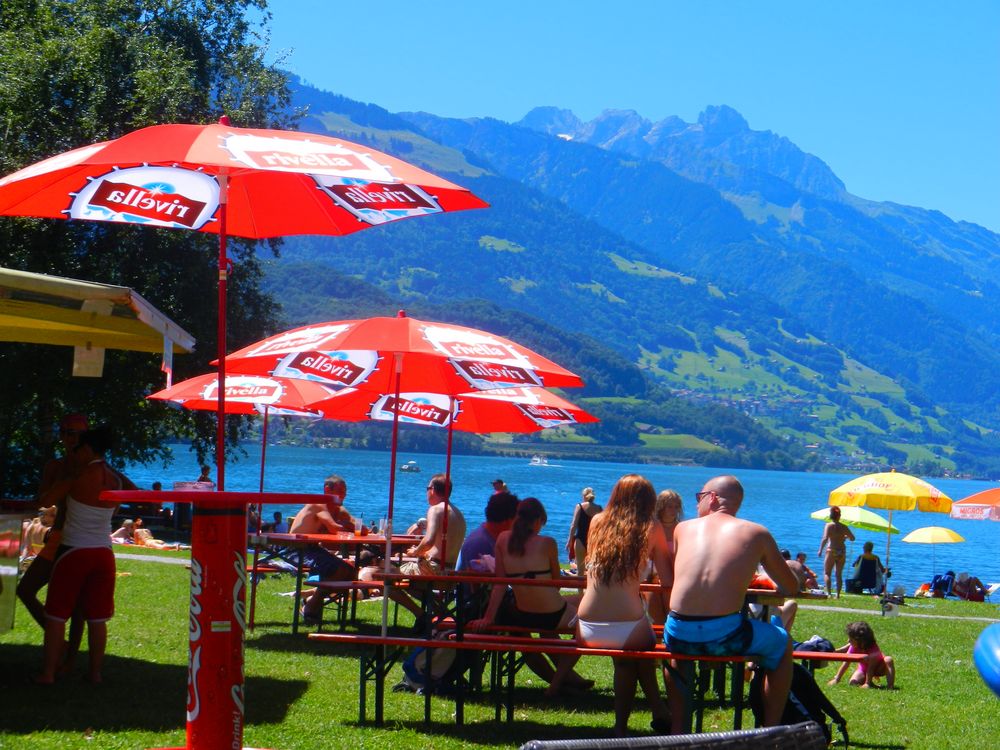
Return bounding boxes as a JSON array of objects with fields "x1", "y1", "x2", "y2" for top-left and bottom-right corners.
[{"x1": 311, "y1": 384, "x2": 597, "y2": 434}]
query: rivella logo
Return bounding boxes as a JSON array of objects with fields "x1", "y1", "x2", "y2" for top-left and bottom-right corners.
[
  {"x1": 221, "y1": 134, "x2": 395, "y2": 181},
  {"x1": 518, "y1": 403, "x2": 575, "y2": 428},
  {"x1": 371, "y1": 393, "x2": 453, "y2": 426},
  {"x1": 315, "y1": 178, "x2": 442, "y2": 226},
  {"x1": 273, "y1": 350, "x2": 378, "y2": 388},
  {"x1": 69, "y1": 166, "x2": 218, "y2": 229},
  {"x1": 244, "y1": 324, "x2": 351, "y2": 357},
  {"x1": 451, "y1": 359, "x2": 543, "y2": 390},
  {"x1": 203, "y1": 377, "x2": 283, "y2": 404}
]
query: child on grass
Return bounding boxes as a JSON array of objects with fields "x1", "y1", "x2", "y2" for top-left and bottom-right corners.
[{"x1": 829, "y1": 620, "x2": 896, "y2": 689}]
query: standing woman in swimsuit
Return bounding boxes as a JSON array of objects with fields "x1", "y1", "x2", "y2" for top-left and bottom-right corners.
[
  {"x1": 576, "y1": 475, "x2": 672, "y2": 735},
  {"x1": 818, "y1": 506, "x2": 855, "y2": 598},
  {"x1": 469, "y1": 498, "x2": 591, "y2": 695},
  {"x1": 566, "y1": 486, "x2": 602, "y2": 569}
]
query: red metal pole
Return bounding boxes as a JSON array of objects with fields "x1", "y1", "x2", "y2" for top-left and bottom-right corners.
[
  {"x1": 380, "y1": 352, "x2": 403, "y2": 636},
  {"x1": 216, "y1": 173, "x2": 228, "y2": 493}
]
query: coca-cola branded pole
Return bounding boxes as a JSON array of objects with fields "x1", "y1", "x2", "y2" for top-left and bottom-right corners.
[
  {"x1": 104, "y1": 489, "x2": 326, "y2": 750},
  {"x1": 186, "y1": 496, "x2": 247, "y2": 750}
]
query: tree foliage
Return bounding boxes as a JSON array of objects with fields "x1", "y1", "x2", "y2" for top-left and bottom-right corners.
[{"x1": 0, "y1": 0, "x2": 292, "y2": 496}]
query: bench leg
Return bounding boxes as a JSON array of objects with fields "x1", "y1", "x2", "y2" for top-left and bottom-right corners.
[{"x1": 664, "y1": 660, "x2": 695, "y2": 734}]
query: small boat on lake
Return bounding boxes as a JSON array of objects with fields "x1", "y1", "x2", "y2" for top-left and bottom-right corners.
[
  {"x1": 529, "y1": 454, "x2": 550, "y2": 467},
  {"x1": 399, "y1": 460, "x2": 421, "y2": 473}
]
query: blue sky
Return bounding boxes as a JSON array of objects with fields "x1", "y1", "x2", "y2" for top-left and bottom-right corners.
[{"x1": 262, "y1": 1, "x2": 1000, "y2": 232}]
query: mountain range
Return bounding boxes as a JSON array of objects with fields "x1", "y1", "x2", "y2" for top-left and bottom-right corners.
[{"x1": 261, "y1": 78, "x2": 1000, "y2": 477}]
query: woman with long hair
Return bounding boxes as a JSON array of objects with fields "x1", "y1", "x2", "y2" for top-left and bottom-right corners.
[
  {"x1": 576, "y1": 474, "x2": 672, "y2": 735},
  {"x1": 470, "y1": 497, "x2": 591, "y2": 695},
  {"x1": 645, "y1": 489, "x2": 682, "y2": 625}
]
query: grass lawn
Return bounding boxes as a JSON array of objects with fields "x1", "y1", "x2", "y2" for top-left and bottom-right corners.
[{"x1": 2, "y1": 552, "x2": 999, "y2": 749}]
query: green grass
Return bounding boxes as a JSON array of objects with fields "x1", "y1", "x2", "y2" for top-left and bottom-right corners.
[{"x1": 2, "y1": 555, "x2": 999, "y2": 748}]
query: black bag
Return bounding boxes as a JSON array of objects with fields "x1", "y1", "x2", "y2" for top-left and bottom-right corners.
[{"x1": 749, "y1": 662, "x2": 847, "y2": 745}]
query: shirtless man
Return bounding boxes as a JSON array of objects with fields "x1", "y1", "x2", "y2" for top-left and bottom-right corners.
[
  {"x1": 666, "y1": 475, "x2": 799, "y2": 728},
  {"x1": 289, "y1": 475, "x2": 360, "y2": 623},
  {"x1": 818, "y1": 506, "x2": 855, "y2": 598},
  {"x1": 387, "y1": 473, "x2": 466, "y2": 624}
]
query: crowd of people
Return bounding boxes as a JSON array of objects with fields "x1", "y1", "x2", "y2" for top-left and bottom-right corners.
[{"x1": 17, "y1": 428, "x2": 914, "y2": 735}]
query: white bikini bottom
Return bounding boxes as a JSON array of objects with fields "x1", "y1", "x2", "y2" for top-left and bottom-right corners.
[{"x1": 577, "y1": 616, "x2": 650, "y2": 649}]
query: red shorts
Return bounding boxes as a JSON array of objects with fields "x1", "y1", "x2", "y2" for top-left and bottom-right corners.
[{"x1": 45, "y1": 546, "x2": 116, "y2": 623}]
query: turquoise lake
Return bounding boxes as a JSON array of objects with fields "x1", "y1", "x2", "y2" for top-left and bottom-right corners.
[{"x1": 126, "y1": 445, "x2": 1000, "y2": 594}]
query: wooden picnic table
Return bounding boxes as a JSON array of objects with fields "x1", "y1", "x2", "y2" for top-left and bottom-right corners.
[{"x1": 255, "y1": 531, "x2": 422, "y2": 633}]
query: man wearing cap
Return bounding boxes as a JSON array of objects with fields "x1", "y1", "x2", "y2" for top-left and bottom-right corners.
[
  {"x1": 289, "y1": 474, "x2": 361, "y2": 623},
  {"x1": 491, "y1": 478, "x2": 508, "y2": 495}
]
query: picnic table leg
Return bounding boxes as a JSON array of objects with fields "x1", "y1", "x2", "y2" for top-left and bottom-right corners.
[
  {"x1": 731, "y1": 662, "x2": 745, "y2": 730},
  {"x1": 292, "y1": 547, "x2": 305, "y2": 635},
  {"x1": 504, "y1": 649, "x2": 515, "y2": 723},
  {"x1": 375, "y1": 644, "x2": 386, "y2": 726},
  {"x1": 359, "y1": 651, "x2": 369, "y2": 723},
  {"x1": 665, "y1": 660, "x2": 694, "y2": 734},
  {"x1": 490, "y1": 651, "x2": 501, "y2": 722}
]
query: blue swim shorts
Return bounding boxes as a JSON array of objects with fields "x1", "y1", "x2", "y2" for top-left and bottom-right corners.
[{"x1": 664, "y1": 611, "x2": 789, "y2": 671}]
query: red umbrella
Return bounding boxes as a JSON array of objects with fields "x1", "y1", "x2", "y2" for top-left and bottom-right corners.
[
  {"x1": 0, "y1": 119, "x2": 488, "y2": 485},
  {"x1": 148, "y1": 372, "x2": 330, "y2": 416},
  {"x1": 311, "y1": 385, "x2": 598, "y2": 434},
  {"x1": 951, "y1": 488, "x2": 1000, "y2": 521}
]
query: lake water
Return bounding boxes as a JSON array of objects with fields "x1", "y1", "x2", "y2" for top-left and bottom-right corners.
[{"x1": 126, "y1": 445, "x2": 1000, "y2": 594}]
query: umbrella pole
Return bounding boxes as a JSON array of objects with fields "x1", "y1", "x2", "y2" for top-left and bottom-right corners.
[
  {"x1": 248, "y1": 407, "x2": 269, "y2": 630},
  {"x1": 381, "y1": 353, "x2": 403, "y2": 637},
  {"x1": 216, "y1": 174, "x2": 229, "y2": 492},
  {"x1": 440, "y1": 398, "x2": 456, "y2": 569}
]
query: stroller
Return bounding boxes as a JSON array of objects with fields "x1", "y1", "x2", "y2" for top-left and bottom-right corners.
[{"x1": 749, "y1": 662, "x2": 849, "y2": 746}]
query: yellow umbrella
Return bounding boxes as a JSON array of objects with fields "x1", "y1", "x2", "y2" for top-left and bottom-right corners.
[
  {"x1": 828, "y1": 470, "x2": 952, "y2": 573},
  {"x1": 902, "y1": 526, "x2": 965, "y2": 578}
]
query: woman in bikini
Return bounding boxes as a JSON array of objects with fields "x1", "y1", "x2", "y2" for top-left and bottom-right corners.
[
  {"x1": 576, "y1": 474, "x2": 672, "y2": 735},
  {"x1": 469, "y1": 498, "x2": 590, "y2": 695},
  {"x1": 818, "y1": 506, "x2": 855, "y2": 598},
  {"x1": 566, "y1": 486, "x2": 602, "y2": 571}
]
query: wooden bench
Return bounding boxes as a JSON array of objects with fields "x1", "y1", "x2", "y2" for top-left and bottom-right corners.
[{"x1": 307, "y1": 631, "x2": 865, "y2": 732}]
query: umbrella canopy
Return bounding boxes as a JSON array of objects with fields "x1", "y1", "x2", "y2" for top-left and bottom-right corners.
[
  {"x1": 829, "y1": 471, "x2": 953, "y2": 513},
  {"x1": 901, "y1": 526, "x2": 965, "y2": 545},
  {"x1": 810, "y1": 506, "x2": 899, "y2": 534},
  {"x1": 310, "y1": 385, "x2": 598, "y2": 433},
  {"x1": 148, "y1": 372, "x2": 330, "y2": 417},
  {"x1": 0, "y1": 122, "x2": 488, "y2": 239},
  {"x1": 222, "y1": 312, "x2": 584, "y2": 392},
  {"x1": 828, "y1": 470, "x2": 952, "y2": 574},
  {"x1": 902, "y1": 526, "x2": 966, "y2": 578},
  {"x1": 951, "y1": 488, "x2": 1000, "y2": 521}
]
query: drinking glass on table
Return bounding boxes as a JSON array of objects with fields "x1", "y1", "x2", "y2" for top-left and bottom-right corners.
[{"x1": 353, "y1": 518, "x2": 362, "y2": 535}]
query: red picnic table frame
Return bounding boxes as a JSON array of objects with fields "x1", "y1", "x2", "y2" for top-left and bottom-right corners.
[
  {"x1": 102, "y1": 489, "x2": 329, "y2": 750},
  {"x1": 256, "y1": 531, "x2": 421, "y2": 633}
]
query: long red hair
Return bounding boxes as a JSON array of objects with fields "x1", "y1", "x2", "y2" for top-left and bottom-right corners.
[{"x1": 588, "y1": 474, "x2": 656, "y2": 585}]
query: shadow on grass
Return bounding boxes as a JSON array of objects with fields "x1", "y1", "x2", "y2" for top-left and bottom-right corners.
[{"x1": 0, "y1": 642, "x2": 308, "y2": 734}]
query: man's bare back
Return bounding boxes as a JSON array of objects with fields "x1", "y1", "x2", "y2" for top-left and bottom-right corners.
[
  {"x1": 671, "y1": 476, "x2": 797, "y2": 616},
  {"x1": 288, "y1": 503, "x2": 350, "y2": 535}
]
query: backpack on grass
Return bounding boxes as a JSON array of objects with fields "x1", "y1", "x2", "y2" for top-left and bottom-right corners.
[
  {"x1": 749, "y1": 662, "x2": 847, "y2": 745},
  {"x1": 395, "y1": 632, "x2": 475, "y2": 695}
]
